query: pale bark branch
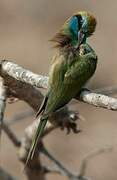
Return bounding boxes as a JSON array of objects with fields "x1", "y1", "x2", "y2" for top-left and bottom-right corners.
[
  {"x1": 0, "y1": 60, "x2": 48, "y2": 89},
  {"x1": 79, "y1": 90, "x2": 117, "y2": 110},
  {"x1": 1, "y1": 60, "x2": 117, "y2": 111}
]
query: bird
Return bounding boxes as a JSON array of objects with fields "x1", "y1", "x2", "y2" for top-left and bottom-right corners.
[{"x1": 26, "y1": 11, "x2": 97, "y2": 163}]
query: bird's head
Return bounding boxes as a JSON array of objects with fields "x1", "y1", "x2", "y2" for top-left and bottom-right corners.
[{"x1": 52, "y1": 11, "x2": 97, "y2": 48}]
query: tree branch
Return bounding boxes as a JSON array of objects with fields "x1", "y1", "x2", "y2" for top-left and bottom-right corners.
[
  {"x1": 2, "y1": 123, "x2": 21, "y2": 147},
  {"x1": 41, "y1": 145, "x2": 86, "y2": 180},
  {"x1": 0, "y1": 78, "x2": 6, "y2": 136},
  {"x1": 78, "y1": 145, "x2": 113, "y2": 178},
  {"x1": 0, "y1": 60, "x2": 48, "y2": 89},
  {"x1": 79, "y1": 90, "x2": 117, "y2": 110},
  {"x1": 1, "y1": 60, "x2": 117, "y2": 111},
  {"x1": 0, "y1": 167, "x2": 17, "y2": 180}
]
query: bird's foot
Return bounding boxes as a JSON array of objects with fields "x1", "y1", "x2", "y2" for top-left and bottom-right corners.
[
  {"x1": 49, "y1": 107, "x2": 82, "y2": 134},
  {"x1": 60, "y1": 111, "x2": 81, "y2": 134}
]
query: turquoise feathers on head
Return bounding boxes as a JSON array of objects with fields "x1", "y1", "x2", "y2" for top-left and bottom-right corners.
[
  {"x1": 51, "y1": 11, "x2": 97, "y2": 48},
  {"x1": 69, "y1": 16, "x2": 79, "y2": 37}
]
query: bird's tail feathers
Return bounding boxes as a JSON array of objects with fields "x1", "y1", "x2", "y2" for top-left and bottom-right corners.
[
  {"x1": 25, "y1": 115, "x2": 48, "y2": 166},
  {"x1": 36, "y1": 95, "x2": 48, "y2": 118}
]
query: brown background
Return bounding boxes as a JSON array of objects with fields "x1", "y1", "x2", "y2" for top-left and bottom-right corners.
[{"x1": 1, "y1": 0, "x2": 117, "y2": 180}]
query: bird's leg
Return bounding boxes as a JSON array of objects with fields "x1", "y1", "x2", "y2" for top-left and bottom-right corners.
[
  {"x1": 60, "y1": 118, "x2": 81, "y2": 134},
  {"x1": 58, "y1": 109, "x2": 81, "y2": 134}
]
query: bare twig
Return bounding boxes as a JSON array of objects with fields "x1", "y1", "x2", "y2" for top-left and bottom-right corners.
[
  {"x1": 41, "y1": 145, "x2": 88, "y2": 180},
  {"x1": 6, "y1": 110, "x2": 34, "y2": 126},
  {"x1": 43, "y1": 165, "x2": 65, "y2": 174},
  {"x1": 78, "y1": 145, "x2": 113, "y2": 178},
  {"x1": 0, "y1": 167, "x2": 17, "y2": 180},
  {"x1": 2, "y1": 123, "x2": 21, "y2": 147},
  {"x1": 0, "y1": 78, "x2": 6, "y2": 137}
]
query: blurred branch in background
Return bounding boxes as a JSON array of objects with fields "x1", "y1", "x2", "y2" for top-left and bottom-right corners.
[
  {"x1": 0, "y1": 59, "x2": 117, "y2": 180},
  {"x1": 2, "y1": 123, "x2": 21, "y2": 147},
  {"x1": 0, "y1": 167, "x2": 16, "y2": 180},
  {"x1": 0, "y1": 78, "x2": 6, "y2": 139}
]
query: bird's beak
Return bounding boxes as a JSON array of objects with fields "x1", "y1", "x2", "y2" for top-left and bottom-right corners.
[{"x1": 77, "y1": 30, "x2": 85, "y2": 48}]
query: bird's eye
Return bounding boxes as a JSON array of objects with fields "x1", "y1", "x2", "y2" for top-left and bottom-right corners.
[{"x1": 75, "y1": 15, "x2": 83, "y2": 30}]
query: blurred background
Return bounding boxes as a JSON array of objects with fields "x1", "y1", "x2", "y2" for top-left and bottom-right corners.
[{"x1": 1, "y1": 0, "x2": 117, "y2": 179}]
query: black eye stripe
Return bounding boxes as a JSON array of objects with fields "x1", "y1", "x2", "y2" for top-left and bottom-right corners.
[{"x1": 75, "y1": 15, "x2": 83, "y2": 29}]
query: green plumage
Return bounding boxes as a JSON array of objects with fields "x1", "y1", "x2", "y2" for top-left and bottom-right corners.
[
  {"x1": 26, "y1": 43, "x2": 97, "y2": 163},
  {"x1": 26, "y1": 11, "x2": 97, "y2": 164},
  {"x1": 45, "y1": 44, "x2": 97, "y2": 114}
]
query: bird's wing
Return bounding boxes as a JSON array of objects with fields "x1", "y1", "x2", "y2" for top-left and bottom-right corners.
[
  {"x1": 36, "y1": 91, "x2": 50, "y2": 118},
  {"x1": 64, "y1": 51, "x2": 97, "y2": 82}
]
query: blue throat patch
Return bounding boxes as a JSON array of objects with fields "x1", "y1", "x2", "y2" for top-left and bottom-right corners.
[{"x1": 69, "y1": 16, "x2": 78, "y2": 37}]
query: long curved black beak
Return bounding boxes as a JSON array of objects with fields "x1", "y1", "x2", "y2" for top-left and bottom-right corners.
[{"x1": 77, "y1": 30, "x2": 85, "y2": 48}]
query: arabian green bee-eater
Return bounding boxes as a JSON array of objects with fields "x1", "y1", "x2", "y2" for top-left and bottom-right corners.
[{"x1": 27, "y1": 11, "x2": 97, "y2": 162}]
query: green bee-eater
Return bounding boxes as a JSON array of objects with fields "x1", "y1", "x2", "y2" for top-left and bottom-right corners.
[{"x1": 27, "y1": 11, "x2": 97, "y2": 162}]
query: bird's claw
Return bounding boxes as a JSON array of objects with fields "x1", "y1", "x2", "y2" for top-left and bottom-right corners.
[
  {"x1": 60, "y1": 112, "x2": 81, "y2": 134},
  {"x1": 60, "y1": 120, "x2": 81, "y2": 134},
  {"x1": 49, "y1": 108, "x2": 82, "y2": 134}
]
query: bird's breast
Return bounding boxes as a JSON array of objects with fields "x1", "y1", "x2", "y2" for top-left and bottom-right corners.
[{"x1": 49, "y1": 54, "x2": 67, "y2": 87}]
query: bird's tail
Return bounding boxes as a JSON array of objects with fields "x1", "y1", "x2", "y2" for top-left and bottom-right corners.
[{"x1": 25, "y1": 115, "x2": 48, "y2": 166}]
